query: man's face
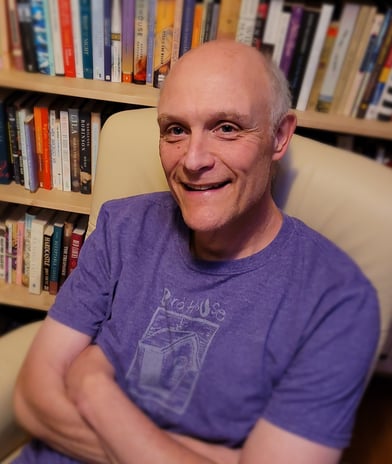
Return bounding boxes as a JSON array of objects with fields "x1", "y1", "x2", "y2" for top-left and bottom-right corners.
[{"x1": 158, "y1": 53, "x2": 278, "y2": 239}]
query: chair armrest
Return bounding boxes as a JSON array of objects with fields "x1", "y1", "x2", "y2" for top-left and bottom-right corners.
[{"x1": 0, "y1": 321, "x2": 42, "y2": 460}]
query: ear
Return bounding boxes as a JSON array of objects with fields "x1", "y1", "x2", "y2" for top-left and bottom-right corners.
[{"x1": 272, "y1": 112, "x2": 297, "y2": 161}]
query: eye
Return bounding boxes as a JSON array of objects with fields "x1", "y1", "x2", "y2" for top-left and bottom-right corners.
[
  {"x1": 214, "y1": 122, "x2": 240, "y2": 139},
  {"x1": 161, "y1": 124, "x2": 187, "y2": 142}
]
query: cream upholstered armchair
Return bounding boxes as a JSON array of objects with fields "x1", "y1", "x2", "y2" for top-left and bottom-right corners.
[{"x1": 1, "y1": 107, "x2": 392, "y2": 462}]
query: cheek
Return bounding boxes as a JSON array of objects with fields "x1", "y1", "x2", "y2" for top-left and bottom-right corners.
[{"x1": 159, "y1": 141, "x2": 184, "y2": 174}]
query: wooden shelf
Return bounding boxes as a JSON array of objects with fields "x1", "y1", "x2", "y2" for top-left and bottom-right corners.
[
  {"x1": 0, "y1": 182, "x2": 91, "y2": 214},
  {"x1": 0, "y1": 68, "x2": 160, "y2": 107},
  {"x1": 0, "y1": 281, "x2": 54, "y2": 311},
  {"x1": 1, "y1": 69, "x2": 391, "y2": 140}
]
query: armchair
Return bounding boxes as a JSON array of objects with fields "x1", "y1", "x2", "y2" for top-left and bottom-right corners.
[{"x1": 1, "y1": 107, "x2": 392, "y2": 462}]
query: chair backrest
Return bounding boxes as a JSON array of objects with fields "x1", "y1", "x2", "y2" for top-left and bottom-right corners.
[{"x1": 89, "y1": 107, "x2": 392, "y2": 369}]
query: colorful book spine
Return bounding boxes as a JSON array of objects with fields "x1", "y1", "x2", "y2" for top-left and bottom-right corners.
[
  {"x1": 67, "y1": 214, "x2": 88, "y2": 275},
  {"x1": 191, "y1": 1, "x2": 204, "y2": 49},
  {"x1": 121, "y1": 0, "x2": 135, "y2": 83},
  {"x1": 5, "y1": 204, "x2": 27, "y2": 284},
  {"x1": 134, "y1": 0, "x2": 149, "y2": 84},
  {"x1": 103, "y1": 0, "x2": 112, "y2": 81},
  {"x1": 48, "y1": 0, "x2": 65, "y2": 75},
  {"x1": 317, "y1": 3, "x2": 361, "y2": 113},
  {"x1": 49, "y1": 210, "x2": 69, "y2": 295},
  {"x1": 59, "y1": 212, "x2": 79, "y2": 288},
  {"x1": 68, "y1": 100, "x2": 82, "y2": 192},
  {"x1": 0, "y1": 89, "x2": 14, "y2": 185},
  {"x1": 296, "y1": 3, "x2": 334, "y2": 111},
  {"x1": 0, "y1": 1, "x2": 11, "y2": 70},
  {"x1": 111, "y1": 0, "x2": 122, "y2": 82},
  {"x1": 252, "y1": 0, "x2": 269, "y2": 51},
  {"x1": 79, "y1": 99, "x2": 93, "y2": 194},
  {"x1": 216, "y1": 0, "x2": 241, "y2": 40},
  {"x1": 279, "y1": 4, "x2": 304, "y2": 77},
  {"x1": 15, "y1": 209, "x2": 26, "y2": 285},
  {"x1": 153, "y1": 0, "x2": 176, "y2": 89},
  {"x1": 0, "y1": 203, "x2": 11, "y2": 281},
  {"x1": 79, "y1": 0, "x2": 93, "y2": 79},
  {"x1": 235, "y1": 0, "x2": 259, "y2": 46},
  {"x1": 171, "y1": 0, "x2": 184, "y2": 66},
  {"x1": 288, "y1": 7, "x2": 320, "y2": 108},
  {"x1": 16, "y1": 0, "x2": 38, "y2": 72},
  {"x1": 92, "y1": 0, "x2": 105, "y2": 80},
  {"x1": 58, "y1": 0, "x2": 76, "y2": 77},
  {"x1": 6, "y1": 0, "x2": 24, "y2": 70},
  {"x1": 146, "y1": 0, "x2": 157, "y2": 86},
  {"x1": 356, "y1": 10, "x2": 392, "y2": 118},
  {"x1": 60, "y1": 102, "x2": 72, "y2": 192},
  {"x1": 42, "y1": 218, "x2": 54, "y2": 292},
  {"x1": 22, "y1": 206, "x2": 41, "y2": 287},
  {"x1": 178, "y1": 0, "x2": 195, "y2": 56},
  {"x1": 24, "y1": 113, "x2": 39, "y2": 193},
  {"x1": 49, "y1": 98, "x2": 63, "y2": 190},
  {"x1": 70, "y1": 0, "x2": 84, "y2": 78},
  {"x1": 30, "y1": 0, "x2": 55, "y2": 75}
]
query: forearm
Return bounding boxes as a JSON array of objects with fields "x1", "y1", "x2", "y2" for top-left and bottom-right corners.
[
  {"x1": 14, "y1": 369, "x2": 108, "y2": 463},
  {"x1": 72, "y1": 371, "x2": 239, "y2": 464}
]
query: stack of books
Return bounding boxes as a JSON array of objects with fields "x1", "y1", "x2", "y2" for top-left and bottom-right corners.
[
  {"x1": 0, "y1": 201, "x2": 89, "y2": 295},
  {"x1": 0, "y1": 88, "x2": 131, "y2": 192},
  {"x1": 1, "y1": 1, "x2": 391, "y2": 121}
]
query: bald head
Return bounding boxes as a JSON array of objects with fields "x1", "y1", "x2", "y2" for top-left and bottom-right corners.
[{"x1": 160, "y1": 40, "x2": 292, "y2": 131}]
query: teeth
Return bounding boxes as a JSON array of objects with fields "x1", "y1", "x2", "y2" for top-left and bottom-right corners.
[{"x1": 186, "y1": 183, "x2": 223, "y2": 191}]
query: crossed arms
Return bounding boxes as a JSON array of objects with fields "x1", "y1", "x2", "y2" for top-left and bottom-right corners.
[{"x1": 13, "y1": 317, "x2": 341, "y2": 464}]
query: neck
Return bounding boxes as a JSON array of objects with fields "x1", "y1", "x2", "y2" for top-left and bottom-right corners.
[{"x1": 190, "y1": 200, "x2": 283, "y2": 261}]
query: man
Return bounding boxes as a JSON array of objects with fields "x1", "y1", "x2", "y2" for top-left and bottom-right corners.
[{"x1": 13, "y1": 40, "x2": 379, "y2": 464}]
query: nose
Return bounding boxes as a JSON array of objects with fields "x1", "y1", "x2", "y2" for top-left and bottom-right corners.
[{"x1": 182, "y1": 131, "x2": 215, "y2": 173}]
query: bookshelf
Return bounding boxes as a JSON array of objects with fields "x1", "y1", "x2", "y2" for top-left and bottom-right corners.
[{"x1": 1, "y1": 0, "x2": 392, "y2": 313}]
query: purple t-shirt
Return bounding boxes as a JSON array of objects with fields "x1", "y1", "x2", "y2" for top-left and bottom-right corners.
[{"x1": 15, "y1": 192, "x2": 379, "y2": 463}]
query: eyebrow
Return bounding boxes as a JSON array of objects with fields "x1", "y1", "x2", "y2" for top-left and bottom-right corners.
[{"x1": 158, "y1": 111, "x2": 250, "y2": 125}]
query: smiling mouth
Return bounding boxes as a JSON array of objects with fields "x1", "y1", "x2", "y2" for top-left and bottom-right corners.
[{"x1": 183, "y1": 181, "x2": 230, "y2": 191}]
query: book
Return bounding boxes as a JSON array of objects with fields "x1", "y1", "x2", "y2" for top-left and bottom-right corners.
[
  {"x1": 42, "y1": 213, "x2": 55, "y2": 291},
  {"x1": 344, "y1": 13, "x2": 385, "y2": 117},
  {"x1": 204, "y1": 1, "x2": 220, "y2": 42},
  {"x1": 60, "y1": 98, "x2": 74, "y2": 192},
  {"x1": 30, "y1": 0, "x2": 55, "y2": 75},
  {"x1": 279, "y1": 3, "x2": 305, "y2": 77},
  {"x1": 356, "y1": 10, "x2": 392, "y2": 119},
  {"x1": 287, "y1": 6, "x2": 320, "y2": 108},
  {"x1": 92, "y1": 0, "x2": 105, "y2": 80},
  {"x1": 70, "y1": 0, "x2": 84, "y2": 78},
  {"x1": 271, "y1": 7, "x2": 290, "y2": 67},
  {"x1": 103, "y1": 0, "x2": 112, "y2": 81},
  {"x1": 15, "y1": 204, "x2": 26, "y2": 285},
  {"x1": 306, "y1": 20, "x2": 338, "y2": 111},
  {"x1": 90, "y1": 100, "x2": 106, "y2": 188},
  {"x1": 24, "y1": 112, "x2": 39, "y2": 193},
  {"x1": 79, "y1": 0, "x2": 93, "y2": 79},
  {"x1": 134, "y1": 0, "x2": 149, "y2": 84},
  {"x1": 17, "y1": 93, "x2": 40, "y2": 192},
  {"x1": 328, "y1": 5, "x2": 376, "y2": 115},
  {"x1": 5, "y1": 203, "x2": 27, "y2": 284},
  {"x1": 376, "y1": 68, "x2": 392, "y2": 121},
  {"x1": 178, "y1": 0, "x2": 195, "y2": 55},
  {"x1": 49, "y1": 96, "x2": 66, "y2": 190},
  {"x1": 6, "y1": 0, "x2": 24, "y2": 70},
  {"x1": 33, "y1": 93, "x2": 57, "y2": 190},
  {"x1": 146, "y1": 0, "x2": 157, "y2": 86},
  {"x1": 79, "y1": 99, "x2": 93, "y2": 194},
  {"x1": 29, "y1": 207, "x2": 55, "y2": 294},
  {"x1": 5, "y1": 90, "x2": 25, "y2": 185},
  {"x1": 153, "y1": 0, "x2": 176, "y2": 89},
  {"x1": 235, "y1": 0, "x2": 259, "y2": 46},
  {"x1": 22, "y1": 205, "x2": 41, "y2": 287},
  {"x1": 121, "y1": 0, "x2": 135, "y2": 83},
  {"x1": 261, "y1": 0, "x2": 284, "y2": 58},
  {"x1": 67, "y1": 213, "x2": 88, "y2": 275},
  {"x1": 110, "y1": 0, "x2": 122, "y2": 82},
  {"x1": 171, "y1": 0, "x2": 184, "y2": 66},
  {"x1": 365, "y1": 39, "x2": 392, "y2": 120},
  {"x1": 16, "y1": 0, "x2": 38, "y2": 72},
  {"x1": 0, "y1": 0, "x2": 11, "y2": 70},
  {"x1": 296, "y1": 3, "x2": 334, "y2": 111},
  {"x1": 58, "y1": 0, "x2": 76, "y2": 77},
  {"x1": 0, "y1": 203, "x2": 12, "y2": 281},
  {"x1": 216, "y1": 0, "x2": 241, "y2": 40},
  {"x1": 49, "y1": 210, "x2": 70, "y2": 295},
  {"x1": 316, "y1": 3, "x2": 361, "y2": 113},
  {"x1": 252, "y1": 0, "x2": 269, "y2": 51},
  {"x1": 68, "y1": 98, "x2": 84, "y2": 193},
  {"x1": 59, "y1": 212, "x2": 79, "y2": 288},
  {"x1": 0, "y1": 88, "x2": 15, "y2": 185},
  {"x1": 48, "y1": 0, "x2": 64, "y2": 75},
  {"x1": 191, "y1": 1, "x2": 204, "y2": 49}
]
